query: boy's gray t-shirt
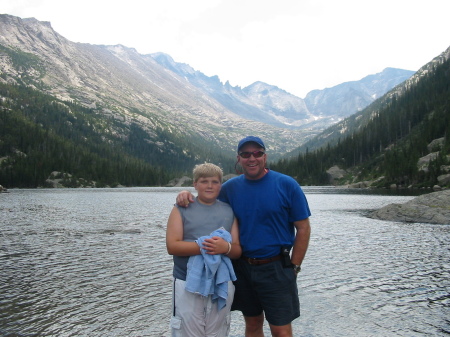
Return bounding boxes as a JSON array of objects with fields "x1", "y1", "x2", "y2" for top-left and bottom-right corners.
[{"x1": 172, "y1": 197, "x2": 235, "y2": 280}]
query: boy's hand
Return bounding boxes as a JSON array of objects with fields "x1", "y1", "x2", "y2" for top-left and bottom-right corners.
[{"x1": 202, "y1": 237, "x2": 228, "y2": 255}]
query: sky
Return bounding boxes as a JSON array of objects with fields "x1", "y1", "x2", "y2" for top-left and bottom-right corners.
[{"x1": 1, "y1": 0, "x2": 450, "y2": 98}]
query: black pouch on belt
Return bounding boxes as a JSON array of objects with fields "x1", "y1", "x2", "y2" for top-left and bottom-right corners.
[{"x1": 281, "y1": 246, "x2": 292, "y2": 268}]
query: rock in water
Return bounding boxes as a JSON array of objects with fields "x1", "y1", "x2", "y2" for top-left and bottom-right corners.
[{"x1": 369, "y1": 190, "x2": 450, "y2": 224}]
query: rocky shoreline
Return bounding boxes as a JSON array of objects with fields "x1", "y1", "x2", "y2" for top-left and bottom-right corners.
[{"x1": 369, "y1": 189, "x2": 450, "y2": 224}]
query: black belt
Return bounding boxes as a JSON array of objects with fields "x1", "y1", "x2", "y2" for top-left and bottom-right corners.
[{"x1": 241, "y1": 255, "x2": 281, "y2": 265}]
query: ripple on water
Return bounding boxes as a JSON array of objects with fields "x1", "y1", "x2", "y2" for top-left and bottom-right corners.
[{"x1": 1, "y1": 188, "x2": 449, "y2": 336}]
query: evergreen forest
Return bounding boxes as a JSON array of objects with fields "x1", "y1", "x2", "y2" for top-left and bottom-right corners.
[{"x1": 0, "y1": 83, "x2": 236, "y2": 188}]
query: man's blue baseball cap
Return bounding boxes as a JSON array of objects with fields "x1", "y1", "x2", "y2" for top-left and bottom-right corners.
[{"x1": 237, "y1": 136, "x2": 266, "y2": 153}]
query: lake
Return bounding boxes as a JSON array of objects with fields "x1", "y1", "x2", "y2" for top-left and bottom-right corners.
[{"x1": 0, "y1": 187, "x2": 449, "y2": 336}]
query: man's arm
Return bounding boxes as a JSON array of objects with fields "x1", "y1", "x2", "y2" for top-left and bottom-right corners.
[
  {"x1": 175, "y1": 190, "x2": 195, "y2": 207},
  {"x1": 291, "y1": 218, "x2": 311, "y2": 267}
]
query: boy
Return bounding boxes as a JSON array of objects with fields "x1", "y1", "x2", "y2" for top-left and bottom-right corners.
[{"x1": 166, "y1": 163, "x2": 241, "y2": 336}]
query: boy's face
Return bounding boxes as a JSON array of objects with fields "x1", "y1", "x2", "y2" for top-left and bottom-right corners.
[{"x1": 194, "y1": 175, "x2": 222, "y2": 204}]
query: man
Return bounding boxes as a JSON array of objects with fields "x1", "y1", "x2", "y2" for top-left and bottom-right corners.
[{"x1": 177, "y1": 136, "x2": 311, "y2": 337}]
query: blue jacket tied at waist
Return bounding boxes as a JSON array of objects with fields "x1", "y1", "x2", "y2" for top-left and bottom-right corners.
[{"x1": 185, "y1": 228, "x2": 236, "y2": 310}]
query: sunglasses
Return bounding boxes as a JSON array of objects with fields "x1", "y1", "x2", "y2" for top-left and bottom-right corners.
[{"x1": 239, "y1": 151, "x2": 265, "y2": 158}]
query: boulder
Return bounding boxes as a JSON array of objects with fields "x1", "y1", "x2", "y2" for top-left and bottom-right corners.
[
  {"x1": 427, "y1": 137, "x2": 445, "y2": 152},
  {"x1": 417, "y1": 152, "x2": 439, "y2": 172},
  {"x1": 45, "y1": 171, "x2": 71, "y2": 188},
  {"x1": 437, "y1": 174, "x2": 450, "y2": 186},
  {"x1": 166, "y1": 176, "x2": 192, "y2": 187},
  {"x1": 45, "y1": 179, "x2": 64, "y2": 188},
  {"x1": 223, "y1": 174, "x2": 237, "y2": 181},
  {"x1": 369, "y1": 189, "x2": 450, "y2": 224},
  {"x1": 326, "y1": 165, "x2": 347, "y2": 184},
  {"x1": 345, "y1": 181, "x2": 371, "y2": 188}
]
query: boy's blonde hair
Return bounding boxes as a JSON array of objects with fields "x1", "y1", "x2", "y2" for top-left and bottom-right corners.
[{"x1": 193, "y1": 163, "x2": 223, "y2": 183}]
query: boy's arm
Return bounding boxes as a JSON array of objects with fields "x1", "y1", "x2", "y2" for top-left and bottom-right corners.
[{"x1": 165, "y1": 206, "x2": 200, "y2": 256}]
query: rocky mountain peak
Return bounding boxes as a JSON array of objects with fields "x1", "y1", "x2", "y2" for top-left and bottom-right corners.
[{"x1": 0, "y1": 13, "x2": 418, "y2": 156}]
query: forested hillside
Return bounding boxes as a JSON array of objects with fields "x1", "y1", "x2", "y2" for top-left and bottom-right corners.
[
  {"x1": 271, "y1": 57, "x2": 450, "y2": 188},
  {"x1": 2, "y1": 56, "x2": 448, "y2": 189},
  {"x1": 0, "y1": 83, "x2": 236, "y2": 188}
]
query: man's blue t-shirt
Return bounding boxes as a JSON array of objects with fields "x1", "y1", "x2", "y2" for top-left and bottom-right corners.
[{"x1": 218, "y1": 170, "x2": 311, "y2": 258}]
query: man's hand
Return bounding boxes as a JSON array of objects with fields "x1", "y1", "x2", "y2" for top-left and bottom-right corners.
[{"x1": 176, "y1": 190, "x2": 195, "y2": 207}]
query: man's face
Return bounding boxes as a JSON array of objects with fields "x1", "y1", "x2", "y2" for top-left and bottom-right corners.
[{"x1": 237, "y1": 142, "x2": 267, "y2": 180}]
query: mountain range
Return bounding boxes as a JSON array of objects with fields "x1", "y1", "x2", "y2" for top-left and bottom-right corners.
[
  {"x1": 1, "y1": 13, "x2": 448, "y2": 189},
  {"x1": 152, "y1": 52, "x2": 414, "y2": 131},
  {"x1": 294, "y1": 45, "x2": 450, "y2": 156},
  {"x1": 0, "y1": 14, "x2": 413, "y2": 158}
]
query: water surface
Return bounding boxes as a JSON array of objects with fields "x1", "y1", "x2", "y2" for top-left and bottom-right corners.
[{"x1": 1, "y1": 187, "x2": 449, "y2": 336}]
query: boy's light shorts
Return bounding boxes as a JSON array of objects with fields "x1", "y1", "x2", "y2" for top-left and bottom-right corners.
[{"x1": 170, "y1": 278, "x2": 235, "y2": 337}]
